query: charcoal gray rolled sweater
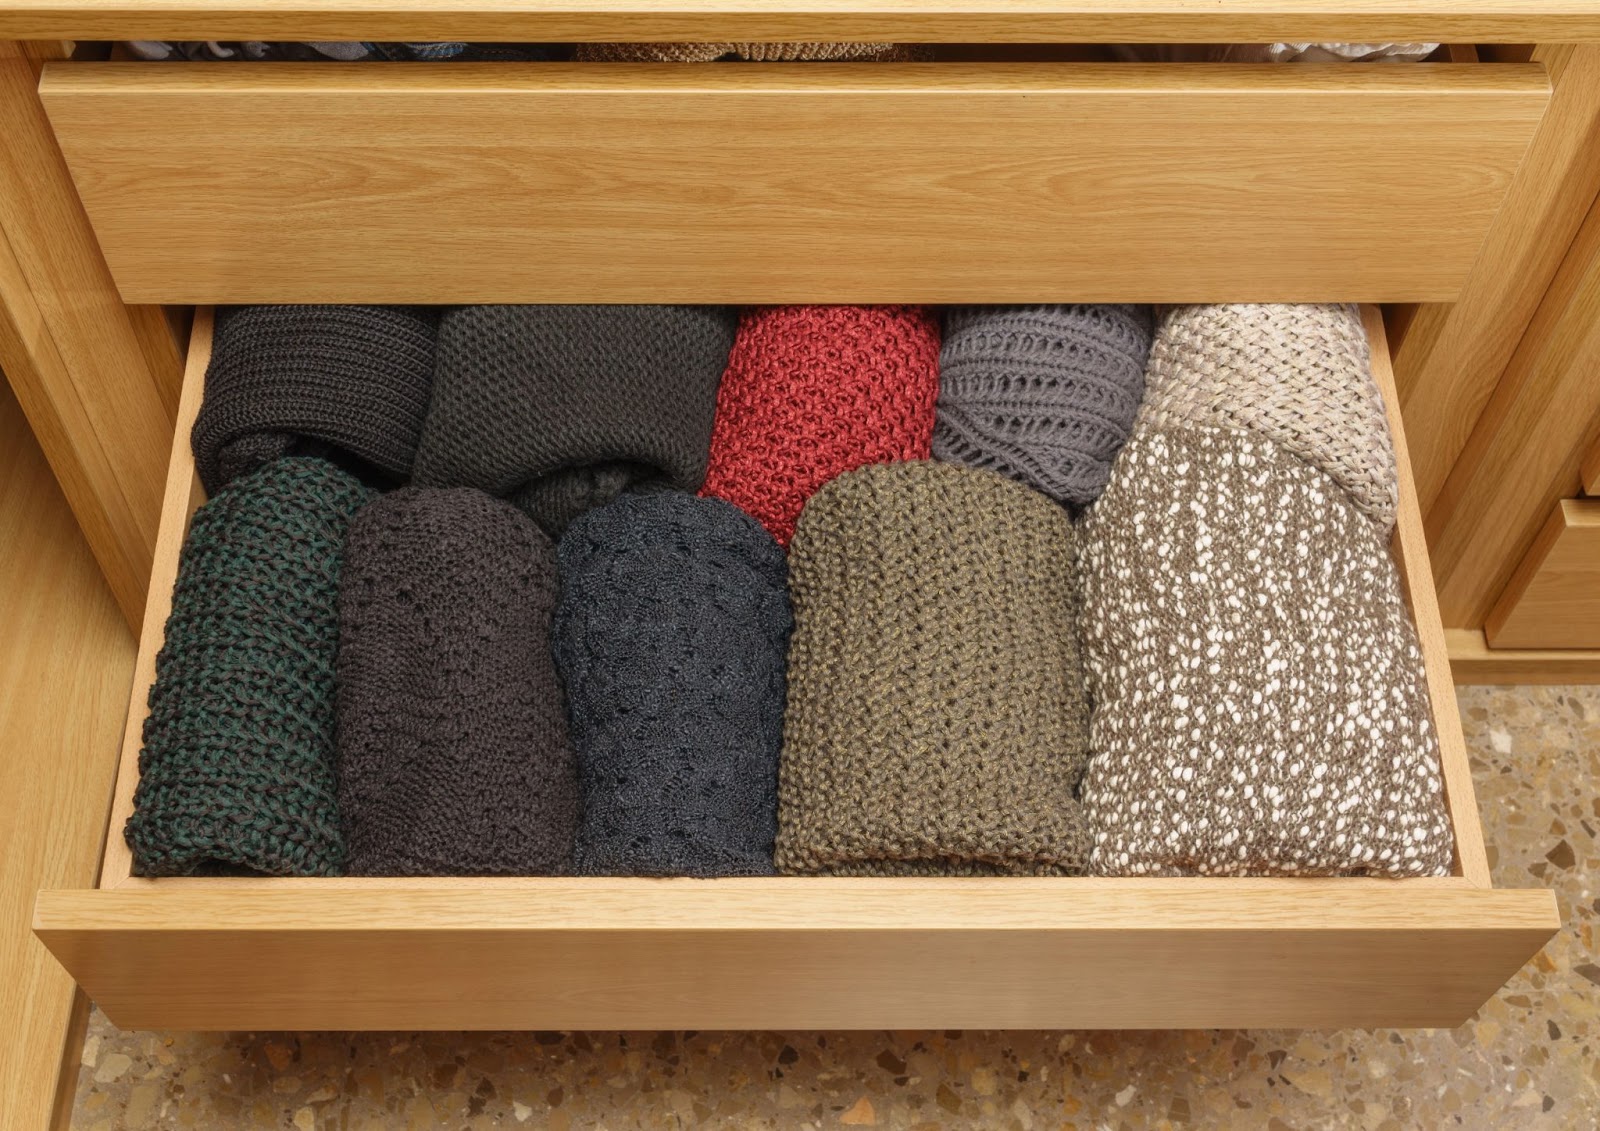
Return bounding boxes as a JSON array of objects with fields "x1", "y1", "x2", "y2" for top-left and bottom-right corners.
[
  {"x1": 411, "y1": 304, "x2": 737, "y2": 536},
  {"x1": 191, "y1": 304, "x2": 439, "y2": 494},
  {"x1": 334, "y1": 486, "x2": 580, "y2": 876},
  {"x1": 553, "y1": 491, "x2": 792, "y2": 877}
]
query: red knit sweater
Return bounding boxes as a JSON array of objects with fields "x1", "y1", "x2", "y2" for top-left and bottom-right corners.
[{"x1": 701, "y1": 305, "x2": 941, "y2": 547}]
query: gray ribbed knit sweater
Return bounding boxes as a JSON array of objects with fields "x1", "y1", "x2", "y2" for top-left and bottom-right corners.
[{"x1": 933, "y1": 304, "x2": 1153, "y2": 509}]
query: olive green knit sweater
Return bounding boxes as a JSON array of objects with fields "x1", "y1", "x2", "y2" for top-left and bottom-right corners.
[
  {"x1": 126, "y1": 456, "x2": 375, "y2": 876},
  {"x1": 775, "y1": 461, "x2": 1091, "y2": 876}
]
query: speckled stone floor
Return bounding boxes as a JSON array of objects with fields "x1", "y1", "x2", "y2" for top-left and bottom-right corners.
[{"x1": 70, "y1": 685, "x2": 1599, "y2": 1130}]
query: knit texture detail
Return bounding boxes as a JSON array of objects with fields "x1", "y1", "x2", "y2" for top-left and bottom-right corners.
[
  {"x1": 700, "y1": 305, "x2": 940, "y2": 548},
  {"x1": 1112, "y1": 43, "x2": 1437, "y2": 63},
  {"x1": 127, "y1": 41, "x2": 559, "y2": 61},
  {"x1": 575, "y1": 42, "x2": 914, "y2": 62},
  {"x1": 412, "y1": 304, "x2": 736, "y2": 537},
  {"x1": 933, "y1": 304, "x2": 1153, "y2": 509},
  {"x1": 125, "y1": 457, "x2": 375, "y2": 877},
  {"x1": 1139, "y1": 303, "x2": 1399, "y2": 529},
  {"x1": 191, "y1": 304, "x2": 439, "y2": 495},
  {"x1": 554, "y1": 492, "x2": 792, "y2": 876},
  {"x1": 335, "y1": 487, "x2": 580, "y2": 876},
  {"x1": 1255, "y1": 43, "x2": 1438, "y2": 61},
  {"x1": 775, "y1": 461, "x2": 1092, "y2": 876},
  {"x1": 1077, "y1": 424, "x2": 1454, "y2": 877}
]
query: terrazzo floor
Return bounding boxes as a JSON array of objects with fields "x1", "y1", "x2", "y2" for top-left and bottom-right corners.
[{"x1": 70, "y1": 685, "x2": 1599, "y2": 1129}]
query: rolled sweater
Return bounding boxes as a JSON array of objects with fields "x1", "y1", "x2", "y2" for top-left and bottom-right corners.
[
  {"x1": 126, "y1": 457, "x2": 374, "y2": 877},
  {"x1": 554, "y1": 492, "x2": 792, "y2": 877},
  {"x1": 933, "y1": 304, "x2": 1153, "y2": 509},
  {"x1": 412, "y1": 304, "x2": 736, "y2": 536},
  {"x1": 701, "y1": 304, "x2": 940, "y2": 548},
  {"x1": 1076, "y1": 303, "x2": 1451, "y2": 877},
  {"x1": 576, "y1": 42, "x2": 913, "y2": 62},
  {"x1": 191, "y1": 304, "x2": 438, "y2": 495},
  {"x1": 775, "y1": 460, "x2": 1092, "y2": 876},
  {"x1": 1139, "y1": 303, "x2": 1398, "y2": 529},
  {"x1": 335, "y1": 487, "x2": 580, "y2": 876}
]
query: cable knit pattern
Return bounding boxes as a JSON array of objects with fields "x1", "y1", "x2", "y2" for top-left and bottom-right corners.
[
  {"x1": 1141, "y1": 303, "x2": 1399, "y2": 529},
  {"x1": 191, "y1": 304, "x2": 439, "y2": 495},
  {"x1": 412, "y1": 305, "x2": 736, "y2": 537},
  {"x1": 126, "y1": 457, "x2": 375, "y2": 877},
  {"x1": 1078, "y1": 425, "x2": 1454, "y2": 877},
  {"x1": 933, "y1": 304, "x2": 1153, "y2": 508},
  {"x1": 575, "y1": 42, "x2": 912, "y2": 62},
  {"x1": 701, "y1": 305, "x2": 940, "y2": 548},
  {"x1": 775, "y1": 461, "x2": 1091, "y2": 876},
  {"x1": 335, "y1": 487, "x2": 579, "y2": 876},
  {"x1": 554, "y1": 493, "x2": 792, "y2": 877}
]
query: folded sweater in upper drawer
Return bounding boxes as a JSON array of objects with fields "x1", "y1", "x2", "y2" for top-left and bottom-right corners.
[{"x1": 38, "y1": 60, "x2": 1549, "y2": 304}]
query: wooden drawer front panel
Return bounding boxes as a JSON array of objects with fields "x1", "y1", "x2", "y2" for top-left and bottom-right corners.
[
  {"x1": 1487, "y1": 498, "x2": 1600, "y2": 649},
  {"x1": 35, "y1": 881, "x2": 1555, "y2": 1031},
  {"x1": 39, "y1": 63, "x2": 1550, "y2": 305},
  {"x1": 31, "y1": 308, "x2": 1557, "y2": 1031}
]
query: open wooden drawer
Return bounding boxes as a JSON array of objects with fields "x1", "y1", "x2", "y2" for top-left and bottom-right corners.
[
  {"x1": 31, "y1": 306, "x2": 1559, "y2": 1030},
  {"x1": 36, "y1": 58, "x2": 1551, "y2": 304}
]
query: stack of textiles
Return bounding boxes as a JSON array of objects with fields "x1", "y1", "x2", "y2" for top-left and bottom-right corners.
[{"x1": 126, "y1": 299, "x2": 1454, "y2": 880}]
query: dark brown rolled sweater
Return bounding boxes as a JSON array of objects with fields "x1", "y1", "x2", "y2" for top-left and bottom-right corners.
[{"x1": 334, "y1": 486, "x2": 580, "y2": 876}]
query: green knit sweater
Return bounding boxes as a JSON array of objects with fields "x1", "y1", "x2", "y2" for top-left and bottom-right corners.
[{"x1": 125, "y1": 456, "x2": 375, "y2": 876}]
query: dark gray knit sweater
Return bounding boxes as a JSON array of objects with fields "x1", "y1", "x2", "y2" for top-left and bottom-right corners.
[
  {"x1": 191, "y1": 304, "x2": 439, "y2": 494},
  {"x1": 334, "y1": 486, "x2": 580, "y2": 876},
  {"x1": 554, "y1": 491, "x2": 792, "y2": 877},
  {"x1": 411, "y1": 305, "x2": 737, "y2": 536}
]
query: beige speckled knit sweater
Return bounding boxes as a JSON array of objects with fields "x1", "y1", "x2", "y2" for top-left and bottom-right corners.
[
  {"x1": 1077, "y1": 424, "x2": 1453, "y2": 877},
  {"x1": 1141, "y1": 303, "x2": 1398, "y2": 529},
  {"x1": 1076, "y1": 303, "x2": 1453, "y2": 878}
]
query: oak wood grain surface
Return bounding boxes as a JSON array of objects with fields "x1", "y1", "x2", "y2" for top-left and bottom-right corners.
[
  {"x1": 1364, "y1": 306, "x2": 1490, "y2": 889},
  {"x1": 4, "y1": 1, "x2": 1600, "y2": 44},
  {"x1": 1446, "y1": 628, "x2": 1600, "y2": 684},
  {"x1": 1428, "y1": 174, "x2": 1600, "y2": 630},
  {"x1": 1393, "y1": 44, "x2": 1600, "y2": 515},
  {"x1": 0, "y1": 379, "x2": 135, "y2": 1131},
  {"x1": 1486, "y1": 499, "x2": 1600, "y2": 649},
  {"x1": 0, "y1": 41, "x2": 179, "y2": 630},
  {"x1": 40, "y1": 62, "x2": 1549, "y2": 304}
]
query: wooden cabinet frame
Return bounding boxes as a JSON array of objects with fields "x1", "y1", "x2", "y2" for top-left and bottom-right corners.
[{"x1": 3, "y1": 7, "x2": 1600, "y2": 1127}]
